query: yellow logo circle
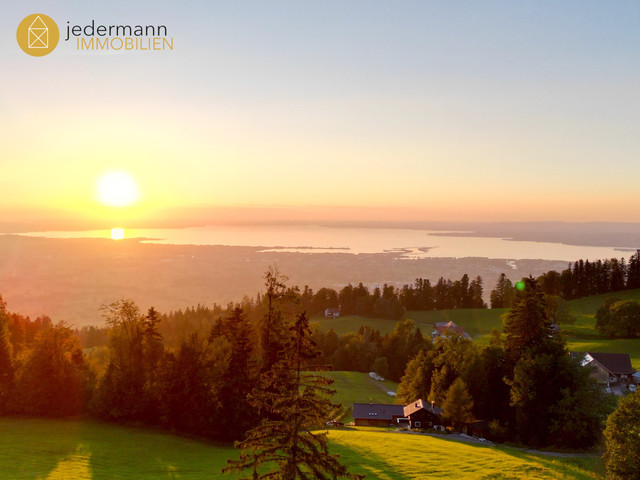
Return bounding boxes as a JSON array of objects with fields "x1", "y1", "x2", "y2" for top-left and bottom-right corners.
[{"x1": 16, "y1": 14, "x2": 59, "y2": 57}]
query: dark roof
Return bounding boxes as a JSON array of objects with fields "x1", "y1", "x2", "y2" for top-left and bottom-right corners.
[
  {"x1": 586, "y1": 352, "x2": 634, "y2": 375},
  {"x1": 352, "y1": 403, "x2": 405, "y2": 420},
  {"x1": 403, "y1": 399, "x2": 443, "y2": 417}
]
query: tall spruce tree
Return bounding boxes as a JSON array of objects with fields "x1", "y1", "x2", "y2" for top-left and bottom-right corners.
[
  {"x1": 260, "y1": 267, "x2": 290, "y2": 372},
  {"x1": 502, "y1": 277, "x2": 554, "y2": 364},
  {"x1": 213, "y1": 306, "x2": 257, "y2": 440},
  {"x1": 224, "y1": 312, "x2": 363, "y2": 480},
  {"x1": 503, "y1": 278, "x2": 608, "y2": 447}
]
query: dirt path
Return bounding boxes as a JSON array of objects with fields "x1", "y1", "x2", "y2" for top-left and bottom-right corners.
[{"x1": 367, "y1": 376, "x2": 395, "y2": 395}]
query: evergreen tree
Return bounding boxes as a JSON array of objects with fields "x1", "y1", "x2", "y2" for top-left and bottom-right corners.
[
  {"x1": 224, "y1": 312, "x2": 363, "y2": 479},
  {"x1": 502, "y1": 277, "x2": 554, "y2": 365},
  {"x1": 490, "y1": 274, "x2": 514, "y2": 309},
  {"x1": 503, "y1": 278, "x2": 608, "y2": 448},
  {"x1": 162, "y1": 332, "x2": 230, "y2": 437},
  {"x1": 627, "y1": 250, "x2": 640, "y2": 289},
  {"x1": 260, "y1": 267, "x2": 290, "y2": 372},
  {"x1": 214, "y1": 306, "x2": 258, "y2": 440},
  {"x1": 468, "y1": 276, "x2": 486, "y2": 308},
  {"x1": 396, "y1": 349, "x2": 434, "y2": 404},
  {"x1": 93, "y1": 299, "x2": 167, "y2": 423}
]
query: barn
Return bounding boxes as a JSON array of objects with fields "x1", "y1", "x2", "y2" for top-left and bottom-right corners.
[{"x1": 352, "y1": 403, "x2": 405, "y2": 427}]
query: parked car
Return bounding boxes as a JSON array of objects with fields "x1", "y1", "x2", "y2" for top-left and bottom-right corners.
[
  {"x1": 629, "y1": 384, "x2": 637, "y2": 393},
  {"x1": 326, "y1": 420, "x2": 344, "y2": 427}
]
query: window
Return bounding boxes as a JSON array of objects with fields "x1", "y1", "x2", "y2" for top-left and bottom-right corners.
[{"x1": 414, "y1": 421, "x2": 421, "y2": 428}]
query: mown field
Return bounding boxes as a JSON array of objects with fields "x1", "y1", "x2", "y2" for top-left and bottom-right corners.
[
  {"x1": 312, "y1": 288, "x2": 640, "y2": 369},
  {"x1": 328, "y1": 428, "x2": 604, "y2": 480},
  {"x1": 0, "y1": 418, "x2": 603, "y2": 480},
  {"x1": 311, "y1": 309, "x2": 506, "y2": 337},
  {"x1": 322, "y1": 371, "x2": 399, "y2": 422}
]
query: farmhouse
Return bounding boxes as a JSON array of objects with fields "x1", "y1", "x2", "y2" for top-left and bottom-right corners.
[
  {"x1": 352, "y1": 403, "x2": 405, "y2": 427},
  {"x1": 403, "y1": 399, "x2": 444, "y2": 430},
  {"x1": 324, "y1": 308, "x2": 340, "y2": 319},
  {"x1": 573, "y1": 352, "x2": 635, "y2": 385},
  {"x1": 432, "y1": 321, "x2": 471, "y2": 340}
]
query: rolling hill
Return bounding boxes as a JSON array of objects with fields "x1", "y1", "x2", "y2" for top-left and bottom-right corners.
[
  {"x1": 311, "y1": 288, "x2": 640, "y2": 369},
  {"x1": 0, "y1": 418, "x2": 602, "y2": 480},
  {"x1": 322, "y1": 371, "x2": 399, "y2": 422}
]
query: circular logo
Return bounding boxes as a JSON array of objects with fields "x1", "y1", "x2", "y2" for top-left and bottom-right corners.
[{"x1": 17, "y1": 13, "x2": 59, "y2": 57}]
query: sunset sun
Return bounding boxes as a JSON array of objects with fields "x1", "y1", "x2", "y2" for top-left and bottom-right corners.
[
  {"x1": 110, "y1": 228, "x2": 125, "y2": 240},
  {"x1": 96, "y1": 171, "x2": 139, "y2": 207}
]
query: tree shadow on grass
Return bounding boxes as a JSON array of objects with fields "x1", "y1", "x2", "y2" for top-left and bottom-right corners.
[
  {"x1": 489, "y1": 444, "x2": 604, "y2": 480},
  {"x1": 0, "y1": 417, "x2": 84, "y2": 480}
]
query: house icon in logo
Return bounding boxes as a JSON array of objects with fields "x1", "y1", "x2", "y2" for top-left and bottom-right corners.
[
  {"x1": 28, "y1": 16, "x2": 49, "y2": 48},
  {"x1": 17, "y1": 13, "x2": 59, "y2": 56}
]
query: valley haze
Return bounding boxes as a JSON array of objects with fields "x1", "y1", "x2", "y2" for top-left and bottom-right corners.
[{"x1": 2, "y1": 220, "x2": 638, "y2": 326}]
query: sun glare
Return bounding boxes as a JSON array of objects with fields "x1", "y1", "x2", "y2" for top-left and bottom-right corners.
[
  {"x1": 97, "y1": 172, "x2": 139, "y2": 207},
  {"x1": 110, "y1": 228, "x2": 125, "y2": 240}
]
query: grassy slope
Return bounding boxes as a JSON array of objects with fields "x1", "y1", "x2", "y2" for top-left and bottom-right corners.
[
  {"x1": 322, "y1": 371, "x2": 399, "y2": 422},
  {"x1": 0, "y1": 417, "x2": 239, "y2": 480},
  {"x1": 313, "y1": 289, "x2": 640, "y2": 369},
  {"x1": 562, "y1": 289, "x2": 640, "y2": 369},
  {"x1": 328, "y1": 428, "x2": 604, "y2": 480},
  {"x1": 311, "y1": 309, "x2": 506, "y2": 337},
  {"x1": 0, "y1": 418, "x2": 602, "y2": 480}
]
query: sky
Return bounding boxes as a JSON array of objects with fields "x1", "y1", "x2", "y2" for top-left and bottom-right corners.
[{"x1": 1, "y1": 1, "x2": 639, "y2": 228}]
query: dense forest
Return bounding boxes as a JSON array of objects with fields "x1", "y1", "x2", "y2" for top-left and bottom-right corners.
[{"x1": 1, "y1": 251, "x2": 639, "y2": 452}]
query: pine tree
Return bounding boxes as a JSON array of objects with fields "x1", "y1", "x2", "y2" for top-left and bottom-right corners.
[
  {"x1": 503, "y1": 277, "x2": 554, "y2": 364},
  {"x1": 260, "y1": 267, "x2": 290, "y2": 372},
  {"x1": 627, "y1": 250, "x2": 640, "y2": 289},
  {"x1": 224, "y1": 312, "x2": 363, "y2": 480},
  {"x1": 396, "y1": 348, "x2": 434, "y2": 404},
  {"x1": 214, "y1": 306, "x2": 257, "y2": 440}
]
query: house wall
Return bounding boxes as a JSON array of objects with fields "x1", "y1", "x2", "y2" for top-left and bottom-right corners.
[
  {"x1": 354, "y1": 418, "x2": 393, "y2": 427},
  {"x1": 408, "y1": 410, "x2": 442, "y2": 429},
  {"x1": 590, "y1": 363, "x2": 611, "y2": 384}
]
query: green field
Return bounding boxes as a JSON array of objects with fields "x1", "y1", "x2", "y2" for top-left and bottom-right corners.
[
  {"x1": 328, "y1": 428, "x2": 603, "y2": 480},
  {"x1": 313, "y1": 289, "x2": 640, "y2": 369},
  {"x1": 311, "y1": 309, "x2": 506, "y2": 337},
  {"x1": 322, "y1": 371, "x2": 399, "y2": 422},
  {"x1": 0, "y1": 417, "x2": 238, "y2": 479},
  {"x1": 0, "y1": 418, "x2": 603, "y2": 480}
]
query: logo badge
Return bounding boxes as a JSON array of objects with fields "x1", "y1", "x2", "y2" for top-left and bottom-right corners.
[{"x1": 17, "y1": 14, "x2": 59, "y2": 56}]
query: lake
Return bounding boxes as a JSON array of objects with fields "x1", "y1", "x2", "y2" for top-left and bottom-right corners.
[{"x1": 10, "y1": 224, "x2": 629, "y2": 262}]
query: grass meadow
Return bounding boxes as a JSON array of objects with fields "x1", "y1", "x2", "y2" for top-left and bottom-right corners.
[
  {"x1": 4, "y1": 290, "x2": 635, "y2": 479},
  {"x1": 327, "y1": 428, "x2": 604, "y2": 480},
  {"x1": 321, "y1": 371, "x2": 399, "y2": 422},
  {"x1": 0, "y1": 418, "x2": 603, "y2": 480},
  {"x1": 313, "y1": 289, "x2": 640, "y2": 369}
]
